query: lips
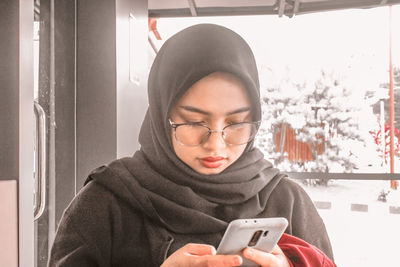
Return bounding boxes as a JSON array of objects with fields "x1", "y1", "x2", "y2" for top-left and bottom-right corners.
[{"x1": 200, "y1": 156, "x2": 226, "y2": 168}]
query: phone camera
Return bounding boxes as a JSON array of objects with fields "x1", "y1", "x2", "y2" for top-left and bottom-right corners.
[{"x1": 247, "y1": 230, "x2": 263, "y2": 247}]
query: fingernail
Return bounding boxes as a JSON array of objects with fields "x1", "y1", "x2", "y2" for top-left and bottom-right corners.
[
  {"x1": 210, "y1": 247, "x2": 216, "y2": 255},
  {"x1": 234, "y1": 256, "x2": 242, "y2": 265},
  {"x1": 245, "y1": 248, "x2": 253, "y2": 256}
]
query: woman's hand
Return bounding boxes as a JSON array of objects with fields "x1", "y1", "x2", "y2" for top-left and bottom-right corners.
[
  {"x1": 242, "y1": 245, "x2": 291, "y2": 267},
  {"x1": 161, "y1": 243, "x2": 243, "y2": 267}
]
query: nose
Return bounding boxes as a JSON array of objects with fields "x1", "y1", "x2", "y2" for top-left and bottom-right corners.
[{"x1": 202, "y1": 129, "x2": 226, "y2": 150}]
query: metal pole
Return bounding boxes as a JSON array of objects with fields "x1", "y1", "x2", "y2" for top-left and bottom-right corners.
[{"x1": 389, "y1": 6, "x2": 398, "y2": 189}]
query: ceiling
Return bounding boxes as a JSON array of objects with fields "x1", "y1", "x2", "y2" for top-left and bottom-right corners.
[{"x1": 148, "y1": 0, "x2": 400, "y2": 18}]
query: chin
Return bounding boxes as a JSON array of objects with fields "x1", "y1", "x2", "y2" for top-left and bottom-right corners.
[{"x1": 195, "y1": 165, "x2": 228, "y2": 175}]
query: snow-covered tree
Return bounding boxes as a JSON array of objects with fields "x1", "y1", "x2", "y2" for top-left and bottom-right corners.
[
  {"x1": 256, "y1": 69, "x2": 366, "y2": 179},
  {"x1": 372, "y1": 66, "x2": 400, "y2": 129}
]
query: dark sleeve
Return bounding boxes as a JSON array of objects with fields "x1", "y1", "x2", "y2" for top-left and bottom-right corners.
[
  {"x1": 48, "y1": 183, "x2": 113, "y2": 267},
  {"x1": 265, "y1": 177, "x2": 334, "y2": 260}
]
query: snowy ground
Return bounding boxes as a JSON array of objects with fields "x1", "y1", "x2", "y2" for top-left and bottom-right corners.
[{"x1": 297, "y1": 179, "x2": 400, "y2": 267}]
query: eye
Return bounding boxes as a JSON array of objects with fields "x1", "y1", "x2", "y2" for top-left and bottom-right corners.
[
  {"x1": 226, "y1": 115, "x2": 251, "y2": 125},
  {"x1": 227, "y1": 120, "x2": 247, "y2": 125}
]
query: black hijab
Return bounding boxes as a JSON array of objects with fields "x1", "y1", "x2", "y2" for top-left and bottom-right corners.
[{"x1": 88, "y1": 24, "x2": 286, "y2": 234}]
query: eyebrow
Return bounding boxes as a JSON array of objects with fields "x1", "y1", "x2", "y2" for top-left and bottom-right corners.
[{"x1": 178, "y1": 105, "x2": 251, "y2": 116}]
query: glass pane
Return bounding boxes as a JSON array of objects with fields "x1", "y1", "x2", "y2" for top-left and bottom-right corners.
[
  {"x1": 33, "y1": 6, "x2": 40, "y2": 267},
  {"x1": 157, "y1": 6, "x2": 400, "y2": 175},
  {"x1": 296, "y1": 179, "x2": 400, "y2": 266},
  {"x1": 34, "y1": 2, "x2": 49, "y2": 267}
]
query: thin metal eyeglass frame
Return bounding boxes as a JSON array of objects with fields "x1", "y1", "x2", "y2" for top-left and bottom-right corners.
[{"x1": 168, "y1": 119, "x2": 261, "y2": 146}]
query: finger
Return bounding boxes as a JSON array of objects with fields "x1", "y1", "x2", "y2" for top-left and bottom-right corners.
[
  {"x1": 184, "y1": 243, "x2": 217, "y2": 256},
  {"x1": 270, "y1": 244, "x2": 284, "y2": 255},
  {"x1": 242, "y1": 247, "x2": 278, "y2": 266},
  {"x1": 194, "y1": 255, "x2": 243, "y2": 267}
]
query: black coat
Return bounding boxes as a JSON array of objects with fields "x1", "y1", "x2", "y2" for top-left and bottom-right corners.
[{"x1": 48, "y1": 176, "x2": 333, "y2": 267}]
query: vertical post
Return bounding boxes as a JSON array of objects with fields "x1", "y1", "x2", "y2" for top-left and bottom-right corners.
[
  {"x1": 75, "y1": 0, "x2": 148, "y2": 189},
  {"x1": 116, "y1": 0, "x2": 148, "y2": 158},
  {"x1": 388, "y1": 5, "x2": 398, "y2": 189},
  {"x1": 19, "y1": 0, "x2": 35, "y2": 265},
  {"x1": 75, "y1": 0, "x2": 117, "y2": 188}
]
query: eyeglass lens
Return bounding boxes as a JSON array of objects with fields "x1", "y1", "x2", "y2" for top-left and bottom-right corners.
[{"x1": 174, "y1": 123, "x2": 257, "y2": 146}]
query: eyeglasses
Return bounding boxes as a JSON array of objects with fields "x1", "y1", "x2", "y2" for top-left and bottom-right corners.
[{"x1": 169, "y1": 119, "x2": 261, "y2": 146}]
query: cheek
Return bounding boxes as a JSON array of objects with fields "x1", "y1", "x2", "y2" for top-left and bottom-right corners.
[
  {"x1": 229, "y1": 145, "x2": 247, "y2": 162},
  {"x1": 171, "y1": 130, "x2": 179, "y2": 155},
  {"x1": 172, "y1": 140, "x2": 199, "y2": 169},
  {"x1": 171, "y1": 132, "x2": 193, "y2": 162}
]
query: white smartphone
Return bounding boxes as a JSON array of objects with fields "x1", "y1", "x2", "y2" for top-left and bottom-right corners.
[{"x1": 216, "y1": 217, "x2": 288, "y2": 267}]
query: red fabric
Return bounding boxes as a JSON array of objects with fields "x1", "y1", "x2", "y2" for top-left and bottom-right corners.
[{"x1": 278, "y1": 234, "x2": 336, "y2": 267}]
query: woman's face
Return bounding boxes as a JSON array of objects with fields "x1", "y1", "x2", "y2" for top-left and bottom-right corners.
[{"x1": 169, "y1": 72, "x2": 253, "y2": 175}]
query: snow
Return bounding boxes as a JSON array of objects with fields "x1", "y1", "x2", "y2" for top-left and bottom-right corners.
[{"x1": 296, "y1": 179, "x2": 400, "y2": 267}]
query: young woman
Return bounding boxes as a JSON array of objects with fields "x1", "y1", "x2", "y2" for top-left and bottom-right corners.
[{"x1": 49, "y1": 24, "x2": 334, "y2": 267}]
